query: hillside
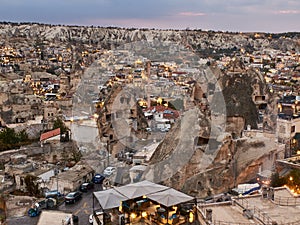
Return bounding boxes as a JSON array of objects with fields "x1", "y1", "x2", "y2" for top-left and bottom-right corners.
[{"x1": 0, "y1": 22, "x2": 300, "y2": 58}]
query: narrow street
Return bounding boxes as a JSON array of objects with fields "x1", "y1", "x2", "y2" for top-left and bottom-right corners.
[{"x1": 7, "y1": 184, "x2": 103, "y2": 225}]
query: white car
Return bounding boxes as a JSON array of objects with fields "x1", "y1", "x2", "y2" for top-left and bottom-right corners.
[
  {"x1": 89, "y1": 211, "x2": 103, "y2": 224},
  {"x1": 103, "y1": 166, "x2": 116, "y2": 176}
]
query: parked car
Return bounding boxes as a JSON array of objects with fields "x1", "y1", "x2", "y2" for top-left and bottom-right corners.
[
  {"x1": 89, "y1": 211, "x2": 103, "y2": 224},
  {"x1": 89, "y1": 211, "x2": 111, "y2": 224},
  {"x1": 64, "y1": 214, "x2": 79, "y2": 225},
  {"x1": 92, "y1": 174, "x2": 105, "y2": 184},
  {"x1": 79, "y1": 182, "x2": 94, "y2": 192},
  {"x1": 64, "y1": 191, "x2": 82, "y2": 204},
  {"x1": 45, "y1": 190, "x2": 62, "y2": 199},
  {"x1": 103, "y1": 166, "x2": 116, "y2": 177}
]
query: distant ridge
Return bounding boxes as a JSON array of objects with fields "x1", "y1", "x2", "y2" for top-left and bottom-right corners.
[{"x1": 0, "y1": 21, "x2": 299, "y2": 58}]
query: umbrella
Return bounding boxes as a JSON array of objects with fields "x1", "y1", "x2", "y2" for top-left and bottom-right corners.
[
  {"x1": 93, "y1": 189, "x2": 128, "y2": 210},
  {"x1": 115, "y1": 180, "x2": 169, "y2": 199},
  {"x1": 147, "y1": 188, "x2": 194, "y2": 207}
]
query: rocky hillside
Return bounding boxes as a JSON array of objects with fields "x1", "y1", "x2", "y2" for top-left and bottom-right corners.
[{"x1": 0, "y1": 22, "x2": 300, "y2": 56}]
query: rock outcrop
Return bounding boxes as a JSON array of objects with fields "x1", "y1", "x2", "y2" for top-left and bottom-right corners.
[{"x1": 0, "y1": 23, "x2": 299, "y2": 55}]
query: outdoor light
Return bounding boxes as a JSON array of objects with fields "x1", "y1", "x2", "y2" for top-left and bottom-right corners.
[
  {"x1": 142, "y1": 195, "x2": 147, "y2": 199},
  {"x1": 130, "y1": 213, "x2": 137, "y2": 219},
  {"x1": 189, "y1": 211, "x2": 194, "y2": 223},
  {"x1": 142, "y1": 211, "x2": 147, "y2": 218}
]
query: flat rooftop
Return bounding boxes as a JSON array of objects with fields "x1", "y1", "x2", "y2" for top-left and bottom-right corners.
[
  {"x1": 37, "y1": 210, "x2": 72, "y2": 225},
  {"x1": 198, "y1": 187, "x2": 300, "y2": 225},
  {"x1": 277, "y1": 155, "x2": 300, "y2": 170}
]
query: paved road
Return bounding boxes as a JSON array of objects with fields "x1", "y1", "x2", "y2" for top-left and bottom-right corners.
[{"x1": 7, "y1": 184, "x2": 103, "y2": 225}]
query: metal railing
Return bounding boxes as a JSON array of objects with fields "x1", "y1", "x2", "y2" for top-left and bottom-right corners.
[
  {"x1": 198, "y1": 196, "x2": 300, "y2": 225},
  {"x1": 252, "y1": 206, "x2": 273, "y2": 225},
  {"x1": 272, "y1": 195, "x2": 300, "y2": 206},
  {"x1": 235, "y1": 197, "x2": 273, "y2": 225}
]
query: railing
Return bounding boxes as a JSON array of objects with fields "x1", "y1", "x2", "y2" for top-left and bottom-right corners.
[
  {"x1": 252, "y1": 206, "x2": 273, "y2": 225},
  {"x1": 198, "y1": 196, "x2": 300, "y2": 225},
  {"x1": 235, "y1": 197, "x2": 273, "y2": 225},
  {"x1": 234, "y1": 197, "x2": 249, "y2": 209},
  {"x1": 272, "y1": 196, "x2": 300, "y2": 206}
]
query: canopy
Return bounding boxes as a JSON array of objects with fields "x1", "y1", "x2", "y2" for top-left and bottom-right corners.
[
  {"x1": 115, "y1": 180, "x2": 169, "y2": 199},
  {"x1": 147, "y1": 188, "x2": 194, "y2": 207},
  {"x1": 129, "y1": 165, "x2": 147, "y2": 172},
  {"x1": 93, "y1": 188, "x2": 128, "y2": 210}
]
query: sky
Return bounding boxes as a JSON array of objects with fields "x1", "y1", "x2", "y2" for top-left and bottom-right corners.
[{"x1": 0, "y1": 0, "x2": 300, "y2": 33}]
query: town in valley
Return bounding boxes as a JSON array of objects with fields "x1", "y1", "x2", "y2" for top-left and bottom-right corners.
[{"x1": 0, "y1": 23, "x2": 300, "y2": 225}]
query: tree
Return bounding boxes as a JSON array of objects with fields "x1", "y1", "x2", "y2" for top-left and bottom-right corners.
[
  {"x1": 0, "y1": 128, "x2": 30, "y2": 151},
  {"x1": 24, "y1": 174, "x2": 40, "y2": 197},
  {"x1": 53, "y1": 118, "x2": 68, "y2": 133},
  {"x1": 17, "y1": 130, "x2": 29, "y2": 143},
  {"x1": 270, "y1": 172, "x2": 286, "y2": 187},
  {"x1": 0, "y1": 127, "x2": 18, "y2": 145}
]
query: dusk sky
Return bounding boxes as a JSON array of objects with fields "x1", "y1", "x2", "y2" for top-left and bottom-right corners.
[{"x1": 0, "y1": 0, "x2": 300, "y2": 33}]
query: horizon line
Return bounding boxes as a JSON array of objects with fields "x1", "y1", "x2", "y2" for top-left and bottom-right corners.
[{"x1": 1, "y1": 20, "x2": 300, "y2": 35}]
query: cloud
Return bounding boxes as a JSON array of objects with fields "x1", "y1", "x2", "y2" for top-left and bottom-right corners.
[
  {"x1": 179, "y1": 12, "x2": 206, "y2": 17},
  {"x1": 276, "y1": 10, "x2": 300, "y2": 14},
  {"x1": 0, "y1": 0, "x2": 299, "y2": 32}
]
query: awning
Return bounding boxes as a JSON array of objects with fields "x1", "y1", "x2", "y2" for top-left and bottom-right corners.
[
  {"x1": 114, "y1": 180, "x2": 169, "y2": 199},
  {"x1": 129, "y1": 165, "x2": 147, "y2": 172},
  {"x1": 294, "y1": 133, "x2": 300, "y2": 140},
  {"x1": 93, "y1": 180, "x2": 194, "y2": 210},
  {"x1": 147, "y1": 188, "x2": 194, "y2": 207},
  {"x1": 93, "y1": 188, "x2": 128, "y2": 210}
]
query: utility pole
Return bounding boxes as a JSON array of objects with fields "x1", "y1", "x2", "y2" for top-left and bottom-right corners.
[
  {"x1": 107, "y1": 140, "x2": 110, "y2": 166},
  {"x1": 54, "y1": 167, "x2": 59, "y2": 192},
  {"x1": 105, "y1": 136, "x2": 128, "y2": 167}
]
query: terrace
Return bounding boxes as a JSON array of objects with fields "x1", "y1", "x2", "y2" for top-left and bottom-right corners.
[{"x1": 92, "y1": 180, "x2": 197, "y2": 225}]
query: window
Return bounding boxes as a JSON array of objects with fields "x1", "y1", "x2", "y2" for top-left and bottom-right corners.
[
  {"x1": 291, "y1": 125, "x2": 295, "y2": 133},
  {"x1": 279, "y1": 125, "x2": 285, "y2": 134}
]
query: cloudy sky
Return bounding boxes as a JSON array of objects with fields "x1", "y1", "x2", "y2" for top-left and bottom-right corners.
[{"x1": 0, "y1": 0, "x2": 300, "y2": 32}]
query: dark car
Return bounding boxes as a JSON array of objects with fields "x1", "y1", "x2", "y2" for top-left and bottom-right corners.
[
  {"x1": 79, "y1": 182, "x2": 94, "y2": 192},
  {"x1": 65, "y1": 191, "x2": 82, "y2": 204},
  {"x1": 92, "y1": 174, "x2": 105, "y2": 184}
]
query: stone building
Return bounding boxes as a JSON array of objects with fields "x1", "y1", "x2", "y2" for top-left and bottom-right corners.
[
  {"x1": 48, "y1": 163, "x2": 94, "y2": 194},
  {"x1": 4, "y1": 154, "x2": 34, "y2": 190}
]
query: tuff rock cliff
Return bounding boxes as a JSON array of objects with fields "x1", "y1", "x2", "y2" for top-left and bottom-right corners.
[{"x1": 0, "y1": 23, "x2": 300, "y2": 55}]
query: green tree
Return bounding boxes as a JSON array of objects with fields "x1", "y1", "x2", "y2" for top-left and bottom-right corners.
[
  {"x1": 270, "y1": 172, "x2": 286, "y2": 187},
  {"x1": 0, "y1": 128, "x2": 30, "y2": 151},
  {"x1": 0, "y1": 127, "x2": 18, "y2": 145},
  {"x1": 53, "y1": 118, "x2": 68, "y2": 133},
  {"x1": 16, "y1": 130, "x2": 29, "y2": 143},
  {"x1": 24, "y1": 174, "x2": 40, "y2": 197}
]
